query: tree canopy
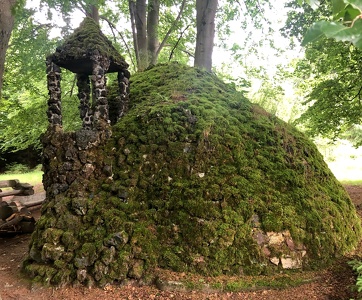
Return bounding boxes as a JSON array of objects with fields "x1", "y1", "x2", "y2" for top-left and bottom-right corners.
[{"x1": 281, "y1": 0, "x2": 362, "y2": 145}]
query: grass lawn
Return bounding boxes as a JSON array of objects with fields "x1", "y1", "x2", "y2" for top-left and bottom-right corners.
[{"x1": 0, "y1": 171, "x2": 43, "y2": 186}]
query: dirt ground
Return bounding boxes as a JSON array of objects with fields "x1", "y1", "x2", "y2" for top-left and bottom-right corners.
[{"x1": 1, "y1": 185, "x2": 362, "y2": 300}]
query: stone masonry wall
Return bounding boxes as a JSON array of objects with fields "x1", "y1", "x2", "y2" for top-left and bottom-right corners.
[{"x1": 41, "y1": 126, "x2": 112, "y2": 199}]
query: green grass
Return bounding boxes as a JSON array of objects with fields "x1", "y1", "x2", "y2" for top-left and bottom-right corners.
[
  {"x1": 0, "y1": 170, "x2": 43, "y2": 186},
  {"x1": 339, "y1": 179, "x2": 362, "y2": 185},
  {"x1": 318, "y1": 139, "x2": 362, "y2": 183}
]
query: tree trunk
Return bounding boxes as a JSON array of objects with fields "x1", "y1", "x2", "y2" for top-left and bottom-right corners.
[
  {"x1": 0, "y1": 0, "x2": 17, "y2": 98},
  {"x1": 90, "y1": 4, "x2": 100, "y2": 24},
  {"x1": 129, "y1": 0, "x2": 140, "y2": 68},
  {"x1": 194, "y1": 0, "x2": 218, "y2": 71},
  {"x1": 147, "y1": 0, "x2": 159, "y2": 66},
  {"x1": 135, "y1": 0, "x2": 148, "y2": 71}
]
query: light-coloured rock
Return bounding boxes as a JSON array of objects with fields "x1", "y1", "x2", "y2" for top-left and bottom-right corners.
[
  {"x1": 270, "y1": 257, "x2": 280, "y2": 265},
  {"x1": 267, "y1": 232, "x2": 284, "y2": 245},
  {"x1": 281, "y1": 255, "x2": 302, "y2": 269}
]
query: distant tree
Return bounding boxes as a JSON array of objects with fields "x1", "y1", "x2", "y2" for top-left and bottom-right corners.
[{"x1": 129, "y1": 0, "x2": 188, "y2": 70}]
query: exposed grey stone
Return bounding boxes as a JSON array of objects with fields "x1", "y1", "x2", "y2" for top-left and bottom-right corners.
[
  {"x1": 41, "y1": 243, "x2": 64, "y2": 261},
  {"x1": 104, "y1": 231, "x2": 129, "y2": 250},
  {"x1": 281, "y1": 254, "x2": 302, "y2": 269},
  {"x1": 77, "y1": 269, "x2": 87, "y2": 282}
]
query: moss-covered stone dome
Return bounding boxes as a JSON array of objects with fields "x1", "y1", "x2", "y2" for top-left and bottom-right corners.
[{"x1": 24, "y1": 63, "x2": 361, "y2": 287}]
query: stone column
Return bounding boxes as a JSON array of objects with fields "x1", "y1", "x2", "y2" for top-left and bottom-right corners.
[
  {"x1": 91, "y1": 55, "x2": 110, "y2": 129},
  {"x1": 46, "y1": 59, "x2": 62, "y2": 126},
  {"x1": 77, "y1": 74, "x2": 93, "y2": 130},
  {"x1": 116, "y1": 70, "x2": 130, "y2": 120}
]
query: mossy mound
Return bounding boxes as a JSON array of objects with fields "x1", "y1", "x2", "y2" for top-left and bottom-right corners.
[{"x1": 24, "y1": 63, "x2": 361, "y2": 286}]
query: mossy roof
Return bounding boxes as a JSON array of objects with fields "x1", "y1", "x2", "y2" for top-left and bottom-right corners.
[{"x1": 48, "y1": 17, "x2": 128, "y2": 74}]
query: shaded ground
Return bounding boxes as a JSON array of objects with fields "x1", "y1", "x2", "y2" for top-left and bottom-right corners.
[{"x1": 0, "y1": 185, "x2": 361, "y2": 300}]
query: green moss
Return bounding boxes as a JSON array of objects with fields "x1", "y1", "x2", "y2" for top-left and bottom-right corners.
[
  {"x1": 24, "y1": 264, "x2": 58, "y2": 285},
  {"x1": 61, "y1": 231, "x2": 79, "y2": 251},
  {"x1": 41, "y1": 228, "x2": 64, "y2": 245}
]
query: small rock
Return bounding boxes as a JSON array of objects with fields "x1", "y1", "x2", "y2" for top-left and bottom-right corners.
[
  {"x1": 267, "y1": 232, "x2": 284, "y2": 245},
  {"x1": 77, "y1": 269, "x2": 87, "y2": 282},
  {"x1": 281, "y1": 255, "x2": 302, "y2": 269},
  {"x1": 285, "y1": 237, "x2": 295, "y2": 250},
  {"x1": 262, "y1": 246, "x2": 271, "y2": 257},
  {"x1": 253, "y1": 231, "x2": 269, "y2": 245},
  {"x1": 270, "y1": 257, "x2": 280, "y2": 265}
]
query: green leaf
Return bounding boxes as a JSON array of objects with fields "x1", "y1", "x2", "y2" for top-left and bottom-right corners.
[
  {"x1": 302, "y1": 21, "x2": 345, "y2": 45},
  {"x1": 345, "y1": 0, "x2": 362, "y2": 11},
  {"x1": 302, "y1": 19, "x2": 362, "y2": 49},
  {"x1": 308, "y1": 0, "x2": 320, "y2": 9},
  {"x1": 334, "y1": 4, "x2": 361, "y2": 21},
  {"x1": 332, "y1": 0, "x2": 346, "y2": 15},
  {"x1": 332, "y1": 18, "x2": 362, "y2": 47},
  {"x1": 344, "y1": 4, "x2": 362, "y2": 21}
]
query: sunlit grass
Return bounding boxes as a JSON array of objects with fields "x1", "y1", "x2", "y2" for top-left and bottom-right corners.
[
  {"x1": 327, "y1": 160, "x2": 362, "y2": 184},
  {"x1": 339, "y1": 179, "x2": 362, "y2": 185},
  {"x1": 0, "y1": 171, "x2": 43, "y2": 186},
  {"x1": 316, "y1": 139, "x2": 362, "y2": 185}
]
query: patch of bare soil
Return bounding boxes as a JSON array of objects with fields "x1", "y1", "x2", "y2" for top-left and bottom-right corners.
[{"x1": 0, "y1": 185, "x2": 361, "y2": 300}]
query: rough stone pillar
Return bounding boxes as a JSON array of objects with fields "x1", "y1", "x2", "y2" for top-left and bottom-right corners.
[
  {"x1": 91, "y1": 55, "x2": 110, "y2": 129},
  {"x1": 117, "y1": 70, "x2": 130, "y2": 119},
  {"x1": 46, "y1": 60, "x2": 62, "y2": 126},
  {"x1": 77, "y1": 74, "x2": 93, "y2": 130}
]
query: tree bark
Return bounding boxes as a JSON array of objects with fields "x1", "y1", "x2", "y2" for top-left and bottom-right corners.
[
  {"x1": 0, "y1": 0, "x2": 17, "y2": 98},
  {"x1": 89, "y1": 4, "x2": 100, "y2": 24},
  {"x1": 194, "y1": 0, "x2": 218, "y2": 71},
  {"x1": 129, "y1": 0, "x2": 140, "y2": 68},
  {"x1": 135, "y1": 0, "x2": 148, "y2": 71},
  {"x1": 147, "y1": 0, "x2": 159, "y2": 66}
]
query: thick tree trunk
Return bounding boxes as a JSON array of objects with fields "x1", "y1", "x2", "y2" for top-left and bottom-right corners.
[
  {"x1": 194, "y1": 0, "x2": 218, "y2": 71},
  {"x1": 89, "y1": 4, "x2": 100, "y2": 24},
  {"x1": 129, "y1": 0, "x2": 140, "y2": 68},
  {"x1": 0, "y1": 0, "x2": 17, "y2": 98},
  {"x1": 135, "y1": 0, "x2": 148, "y2": 71},
  {"x1": 147, "y1": 0, "x2": 159, "y2": 66}
]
